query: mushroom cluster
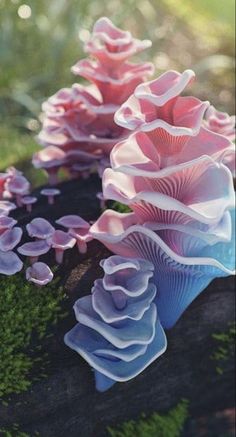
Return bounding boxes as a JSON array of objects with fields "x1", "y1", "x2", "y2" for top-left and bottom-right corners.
[
  {"x1": 90, "y1": 69, "x2": 235, "y2": 329},
  {"x1": 18, "y1": 215, "x2": 92, "y2": 272},
  {"x1": 65, "y1": 256, "x2": 167, "y2": 392},
  {"x1": 34, "y1": 17, "x2": 154, "y2": 184}
]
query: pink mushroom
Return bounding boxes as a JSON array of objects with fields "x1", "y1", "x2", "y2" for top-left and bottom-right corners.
[
  {"x1": 26, "y1": 262, "x2": 53, "y2": 286},
  {"x1": 22, "y1": 196, "x2": 37, "y2": 212},
  {"x1": 40, "y1": 188, "x2": 61, "y2": 205},
  {"x1": 70, "y1": 163, "x2": 93, "y2": 180},
  {"x1": 32, "y1": 146, "x2": 67, "y2": 185},
  {"x1": 26, "y1": 218, "x2": 55, "y2": 240},
  {"x1": 0, "y1": 216, "x2": 17, "y2": 235},
  {"x1": 56, "y1": 215, "x2": 92, "y2": 254},
  {"x1": 96, "y1": 192, "x2": 106, "y2": 209},
  {"x1": 49, "y1": 230, "x2": 76, "y2": 264},
  {"x1": 0, "y1": 201, "x2": 17, "y2": 216},
  {"x1": 6, "y1": 175, "x2": 30, "y2": 207},
  {"x1": 0, "y1": 227, "x2": 23, "y2": 251},
  {"x1": 0, "y1": 173, "x2": 8, "y2": 199},
  {"x1": 18, "y1": 240, "x2": 51, "y2": 264},
  {"x1": 0, "y1": 251, "x2": 23, "y2": 275}
]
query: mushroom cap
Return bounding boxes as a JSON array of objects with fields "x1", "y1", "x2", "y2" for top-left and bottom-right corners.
[
  {"x1": 7, "y1": 175, "x2": 30, "y2": 195},
  {"x1": 26, "y1": 218, "x2": 55, "y2": 239},
  {"x1": 0, "y1": 201, "x2": 17, "y2": 215},
  {"x1": 0, "y1": 227, "x2": 23, "y2": 252},
  {"x1": 26, "y1": 262, "x2": 53, "y2": 286},
  {"x1": 0, "y1": 251, "x2": 23, "y2": 275},
  {"x1": 22, "y1": 196, "x2": 37, "y2": 205},
  {"x1": 0, "y1": 216, "x2": 17, "y2": 230},
  {"x1": 40, "y1": 188, "x2": 61, "y2": 197},
  {"x1": 50, "y1": 230, "x2": 76, "y2": 250},
  {"x1": 56, "y1": 215, "x2": 90, "y2": 230},
  {"x1": 32, "y1": 146, "x2": 66, "y2": 169},
  {"x1": 18, "y1": 240, "x2": 51, "y2": 256}
]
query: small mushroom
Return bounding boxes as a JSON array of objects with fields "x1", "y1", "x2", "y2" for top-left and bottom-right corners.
[
  {"x1": 26, "y1": 262, "x2": 53, "y2": 286},
  {"x1": 32, "y1": 146, "x2": 66, "y2": 185},
  {"x1": 96, "y1": 192, "x2": 106, "y2": 209},
  {"x1": 70, "y1": 163, "x2": 92, "y2": 180},
  {"x1": 0, "y1": 251, "x2": 23, "y2": 275},
  {"x1": 18, "y1": 240, "x2": 51, "y2": 264},
  {"x1": 6, "y1": 175, "x2": 30, "y2": 207},
  {"x1": 0, "y1": 227, "x2": 23, "y2": 252},
  {"x1": 26, "y1": 218, "x2": 55, "y2": 240},
  {"x1": 0, "y1": 201, "x2": 16, "y2": 216},
  {"x1": 56, "y1": 215, "x2": 91, "y2": 254},
  {"x1": 40, "y1": 188, "x2": 61, "y2": 205},
  {"x1": 50, "y1": 230, "x2": 76, "y2": 264},
  {"x1": 22, "y1": 196, "x2": 37, "y2": 212},
  {"x1": 0, "y1": 216, "x2": 17, "y2": 235}
]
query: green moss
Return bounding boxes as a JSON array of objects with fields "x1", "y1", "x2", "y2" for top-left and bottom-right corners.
[
  {"x1": 211, "y1": 322, "x2": 236, "y2": 375},
  {"x1": 110, "y1": 201, "x2": 132, "y2": 214},
  {"x1": 0, "y1": 423, "x2": 40, "y2": 437},
  {"x1": 107, "y1": 399, "x2": 189, "y2": 437},
  {"x1": 0, "y1": 272, "x2": 66, "y2": 399}
]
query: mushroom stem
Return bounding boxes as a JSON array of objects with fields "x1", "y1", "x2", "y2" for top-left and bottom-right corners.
[
  {"x1": 55, "y1": 249, "x2": 64, "y2": 264},
  {"x1": 48, "y1": 195, "x2": 54, "y2": 205},
  {"x1": 47, "y1": 170, "x2": 59, "y2": 186},
  {"x1": 16, "y1": 194, "x2": 23, "y2": 207},
  {"x1": 77, "y1": 240, "x2": 87, "y2": 254},
  {"x1": 81, "y1": 171, "x2": 90, "y2": 180},
  {"x1": 30, "y1": 255, "x2": 39, "y2": 265},
  {"x1": 26, "y1": 204, "x2": 32, "y2": 213}
]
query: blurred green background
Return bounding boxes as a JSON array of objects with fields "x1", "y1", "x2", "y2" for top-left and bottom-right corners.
[{"x1": 0, "y1": 0, "x2": 235, "y2": 182}]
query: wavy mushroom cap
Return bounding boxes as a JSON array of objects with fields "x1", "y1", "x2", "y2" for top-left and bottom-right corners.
[
  {"x1": 0, "y1": 227, "x2": 23, "y2": 252},
  {"x1": 26, "y1": 262, "x2": 54, "y2": 286},
  {"x1": 32, "y1": 146, "x2": 67, "y2": 169},
  {"x1": 56, "y1": 215, "x2": 90, "y2": 230},
  {"x1": 64, "y1": 255, "x2": 167, "y2": 392},
  {"x1": 50, "y1": 230, "x2": 76, "y2": 250},
  {"x1": 18, "y1": 240, "x2": 51, "y2": 257},
  {"x1": 6, "y1": 175, "x2": 30, "y2": 195},
  {"x1": 26, "y1": 218, "x2": 55, "y2": 239},
  {"x1": 0, "y1": 251, "x2": 23, "y2": 275},
  {"x1": 0, "y1": 201, "x2": 16, "y2": 216}
]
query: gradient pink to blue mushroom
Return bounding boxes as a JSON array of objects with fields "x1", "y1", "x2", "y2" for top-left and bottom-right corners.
[
  {"x1": 64, "y1": 256, "x2": 167, "y2": 392},
  {"x1": 90, "y1": 68, "x2": 235, "y2": 329}
]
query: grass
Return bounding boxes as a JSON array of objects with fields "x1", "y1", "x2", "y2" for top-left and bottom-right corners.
[
  {"x1": 211, "y1": 322, "x2": 236, "y2": 375},
  {"x1": 107, "y1": 399, "x2": 189, "y2": 437},
  {"x1": 0, "y1": 271, "x2": 66, "y2": 400}
]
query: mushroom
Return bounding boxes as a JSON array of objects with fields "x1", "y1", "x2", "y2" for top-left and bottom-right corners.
[
  {"x1": 22, "y1": 196, "x2": 37, "y2": 212},
  {"x1": 49, "y1": 230, "x2": 76, "y2": 264},
  {"x1": 26, "y1": 218, "x2": 55, "y2": 240},
  {"x1": 32, "y1": 146, "x2": 66, "y2": 185},
  {"x1": 18, "y1": 240, "x2": 51, "y2": 264},
  {"x1": 0, "y1": 216, "x2": 17, "y2": 235},
  {"x1": 0, "y1": 227, "x2": 23, "y2": 252},
  {"x1": 0, "y1": 201, "x2": 16, "y2": 216},
  {"x1": 40, "y1": 188, "x2": 61, "y2": 205},
  {"x1": 0, "y1": 173, "x2": 8, "y2": 199},
  {"x1": 0, "y1": 251, "x2": 23, "y2": 275},
  {"x1": 56, "y1": 215, "x2": 92, "y2": 254},
  {"x1": 96, "y1": 192, "x2": 106, "y2": 209},
  {"x1": 6, "y1": 175, "x2": 30, "y2": 207},
  {"x1": 26, "y1": 262, "x2": 53, "y2": 286}
]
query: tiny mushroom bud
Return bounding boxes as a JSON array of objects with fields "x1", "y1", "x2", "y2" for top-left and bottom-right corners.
[
  {"x1": 0, "y1": 251, "x2": 23, "y2": 275},
  {"x1": 26, "y1": 262, "x2": 54, "y2": 286},
  {"x1": 6, "y1": 175, "x2": 30, "y2": 207},
  {"x1": 18, "y1": 240, "x2": 51, "y2": 264},
  {"x1": 0, "y1": 227, "x2": 23, "y2": 252},
  {"x1": 0, "y1": 201, "x2": 16, "y2": 216},
  {"x1": 50, "y1": 230, "x2": 76, "y2": 264},
  {"x1": 56, "y1": 215, "x2": 92, "y2": 254},
  {"x1": 32, "y1": 146, "x2": 66, "y2": 185},
  {"x1": 96, "y1": 192, "x2": 106, "y2": 209},
  {"x1": 0, "y1": 216, "x2": 17, "y2": 235},
  {"x1": 22, "y1": 196, "x2": 37, "y2": 212},
  {"x1": 40, "y1": 188, "x2": 61, "y2": 205},
  {"x1": 26, "y1": 218, "x2": 55, "y2": 240}
]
